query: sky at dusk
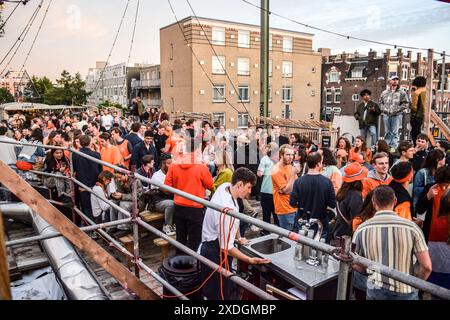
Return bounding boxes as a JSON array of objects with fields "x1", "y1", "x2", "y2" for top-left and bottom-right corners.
[{"x1": 1, "y1": 0, "x2": 449, "y2": 80}]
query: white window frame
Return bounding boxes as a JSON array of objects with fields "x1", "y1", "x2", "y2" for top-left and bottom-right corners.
[
  {"x1": 352, "y1": 68, "x2": 363, "y2": 78},
  {"x1": 329, "y1": 70, "x2": 339, "y2": 82},
  {"x1": 411, "y1": 68, "x2": 416, "y2": 78},
  {"x1": 282, "y1": 36, "x2": 293, "y2": 53},
  {"x1": 282, "y1": 86, "x2": 292, "y2": 102},
  {"x1": 238, "y1": 113, "x2": 249, "y2": 128},
  {"x1": 389, "y1": 71, "x2": 398, "y2": 79},
  {"x1": 212, "y1": 56, "x2": 226, "y2": 74},
  {"x1": 402, "y1": 65, "x2": 408, "y2": 80},
  {"x1": 213, "y1": 112, "x2": 226, "y2": 126},
  {"x1": 269, "y1": 60, "x2": 273, "y2": 77},
  {"x1": 238, "y1": 85, "x2": 249, "y2": 102},
  {"x1": 238, "y1": 30, "x2": 250, "y2": 48},
  {"x1": 237, "y1": 57, "x2": 250, "y2": 76},
  {"x1": 282, "y1": 61, "x2": 293, "y2": 77},
  {"x1": 212, "y1": 85, "x2": 226, "y2": 102},
  {"x1": 352, "y1": 94, "x2": 359, "y2": 101},
  {"x1": 334, "y1": 88, "x2": 341, "y2": 103},
  {"x1": 212, "y1": 27, "x2": 225, "y2": 46},
  {"x1": 281, "y1": 104, "x2": 292, "y2": 119}
]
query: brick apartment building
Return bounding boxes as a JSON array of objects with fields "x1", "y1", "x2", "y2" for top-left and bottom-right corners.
[{"x1": 160, "y1": 16, "x2": 323, "y2": 129}]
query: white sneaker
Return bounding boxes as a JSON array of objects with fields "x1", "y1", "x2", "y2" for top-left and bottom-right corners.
[{"x1": 163, "y1": 224, "x2": 175, "y2": 236}]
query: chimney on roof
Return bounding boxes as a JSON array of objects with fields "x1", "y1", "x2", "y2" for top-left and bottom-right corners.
[
  {"x1": 341, "y1": 51, "x2": 348, "y2": 62},
  {"x1": 407, "y1": 50, "x2": 412, "y2": 59},
  {"x1": 368, "y1": 49, "x2": 377, "y2": 60},
  {"x1": 417, "y1": 52, "x2": 422, "y2": 62},
  {"x1": 318, "y1": 48, "x2": 331, "y2": 57},
  {"x1": 397, "y1": 48, "x2": 402, "y2": 57},
  {"x1": 385, "y1": 49, "x2": 391, "y2": 59}
]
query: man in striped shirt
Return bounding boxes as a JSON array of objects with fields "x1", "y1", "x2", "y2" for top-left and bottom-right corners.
[{"x1": 352, "y1": 185, "x2": 432, "y2": 300}]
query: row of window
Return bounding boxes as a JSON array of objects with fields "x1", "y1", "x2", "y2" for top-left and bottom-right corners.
[
  {"x1": 325, "y1": 88, "x2": 341, "y2": 104},
  {"x1": 213, "y1": 106, "x2": 292, "y2": 128},
  {"x1": 210, "y1": 27, "x2": 293, "y2": 52},
  {"x1": 212, "y1": 85, "x2": 292, "y2": 102},
  {"x1": 328, "y1": 66, "x2": 422, "y2": 83},
  {"x1": 212, "y1": 56, "x2": 293, "y2": 77},
  {"x1": 102, "y1": 86, "x2": 125, "y2": 97}
]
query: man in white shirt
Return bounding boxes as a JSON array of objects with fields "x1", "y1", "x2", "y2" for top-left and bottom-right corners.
[
  {"x1": 101, "y1": 109, "x2": 114, "y2": 132},
  {"x1": 149, "y1": 153, "x2": 175, "y2": 236},
  {"x1": 199, "y1": 167, "x2": 271, "y2": 300}
]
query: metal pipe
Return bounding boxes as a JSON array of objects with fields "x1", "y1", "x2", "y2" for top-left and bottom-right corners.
[
  {"x1": 73, "y1": 207, "x2": 188, "y2": 299},
  {"x1": 70, "y1": 148, "x2": 131, "y2": 175},
  {"x1": 0, "y1": 140, "x2": 67, "y2": 150},
  {"x1": 130, "y1": 166, "x2": 140, "y2": 278},
  {"x1": 351, "y1": 253, "x2": 450, "y2": 300},
  {"x1": 136, "y1": 259, "x2": 189, "y2": 301},
  {"x1": 1, "y1": 203, "x2": 108, "y2": 300},
  {"x1": 6, "y1": 218, "x2": 131, "y2": 247},
  {"x1": 135, "y1": 173, "x2": 335, "y2": 255},
  {"x1": 336, "y1": 236, "x2": 351, "y2": 300},
  {"x1": 28, "y1": 170, "x2": 71, "y2": 179},
  {"x1": 71, "y1": 178, "x2": 131, "y2": 218},
  {"x1": 136, "y1": 218, "x2": 277, "y2": 300}
]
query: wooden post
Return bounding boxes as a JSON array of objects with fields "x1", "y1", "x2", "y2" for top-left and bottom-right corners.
[
  {"x1": 0, "y1": 161, "x2": 159, "y2": 300},
  {"x1": 0, "y1": 212, "x2": 12, "y2": 300},
  {"x1": 424, "y1": 49, "x2": 434, "y2": 134}
]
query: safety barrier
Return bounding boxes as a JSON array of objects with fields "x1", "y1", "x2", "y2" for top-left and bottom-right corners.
[{"x1": 1, "y1": 139, "x2": 449, "y2": 300}]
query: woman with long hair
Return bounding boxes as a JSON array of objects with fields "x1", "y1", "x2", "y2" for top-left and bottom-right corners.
[
  {"x1": 44, "y1": 148, "x2": 70, "y2": 174},
  {"x1": 333, "y1": 162, "x2": 367, "y2": 238},
  {"x1": 413, "y1": 149, "x2": 446, "y2": 210},
  {"x1": 13, "y1": 129, "x2": 27, "y2": 157},
  {"x1": 212, "y1": 150, "x2": 234, "y2": 192},
  {"x1": 91, "y1": 170, "x2": 115, "y2": 224},
  {"x1": 16, "y1": 128, "x2": 46, "y2": 171},
  {"x1": 334, "y1": 137, "x2": 351, "y2": 155},
  {"x1": 349, "y1": 135, "x2": 372, "y2": 164},
  {"x1": 320, "y1": 147, "x2": 342, "y2": 194}
]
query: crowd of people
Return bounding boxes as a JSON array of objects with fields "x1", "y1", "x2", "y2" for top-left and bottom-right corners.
[{"x1": 0, "y1": 93, "x2": 449, "y2": 300}]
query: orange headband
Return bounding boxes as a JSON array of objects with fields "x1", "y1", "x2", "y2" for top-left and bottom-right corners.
[{"x1": 394, "y1": 169, "x2": 414, "y2": 184}]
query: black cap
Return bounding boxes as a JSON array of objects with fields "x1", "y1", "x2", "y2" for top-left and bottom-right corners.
[{"x1": 144, "y1": 130, "x2": 154, "y2": 138}]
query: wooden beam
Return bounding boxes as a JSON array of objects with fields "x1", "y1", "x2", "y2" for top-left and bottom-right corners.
[
  {"x1": 0, "y1": 161, "x2": 159, "y2": 300},
  {"x1": 0, "y1": 212, "x2": 12, "y2": 300},
  {"x1": 431, "y1": 110, "x2": 450, "y2": 140},
  {"x1": 424, "y1": 49, "x2": 434, "y2": 134}
]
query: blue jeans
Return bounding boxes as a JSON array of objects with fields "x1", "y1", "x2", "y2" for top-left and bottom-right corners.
[
  {"x1": 366, "y1": 281, "x2": 418, "y2": 300},
  {"x1": 277, "y1": 212, "x2": 296, "y2": 231},
  {"x1": 360, "y1": 126, "x2": 377, "y2": 147},
  {"x1": 383, "y1": 114, "x2": 402, "y2": 148}
]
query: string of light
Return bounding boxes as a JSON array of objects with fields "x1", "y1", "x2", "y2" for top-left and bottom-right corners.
[
  {"x1": 185, "y1": 0, "x2": 256, "y2": 124},
  {"x1": 167, "y1": 0, "x2": 249, "y2": 118},
  {"x1": 93, "y1": 0, "x2": 131, "y2": 95},
  {"x1": 0, "y1": 0, "x2": 42, "y2": 68},
  {"x1": 240, "y1": 0, "x2": 450, "y2": 58},
  {"x1": 0, "y1": 0, "x2": 41, "y2": 76}
]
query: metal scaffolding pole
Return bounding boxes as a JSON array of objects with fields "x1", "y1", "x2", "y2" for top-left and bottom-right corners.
[
  {"x1": 130, "y1": 166, "x2": 140, "y2": 278},
  {"x1": 136, "y1": 218, "x2": 276, "y2": 300},
  {"x1": 351, "y1": 253, "x2": 450, "y2": 300},
  {"x1": 5, "y1": 218, "x2": 131, "y2": 247},
  {"x1": 73, "y1": 207, "x2": 188, "y2": 300}
]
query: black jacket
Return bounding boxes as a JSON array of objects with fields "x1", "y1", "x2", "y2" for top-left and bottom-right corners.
[
  {"x1": 72, "y1": 147, "x2": 102, "y2": 187},
  {"x1": 130, "y1": 141, "x2": 159, "y2": 169},
  {"x1": 334, "y1": 189, "x2": 363, "y2": 238},
  {"x1": 354, "y1": 100, "x2": 381, "y2": 128},
  {"x1": 411, "y1": 149, "x2": 428, "y2": 173},
  {"x1": 124, "y1": 132, "x2": 142, "y2": 149}
]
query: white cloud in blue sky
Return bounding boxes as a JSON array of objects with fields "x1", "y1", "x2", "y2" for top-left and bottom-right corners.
[{"x1": 1, "y1": 0, "x2": 449, "y2": 80}]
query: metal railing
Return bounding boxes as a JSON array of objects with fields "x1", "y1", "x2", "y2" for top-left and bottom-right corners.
[{"x1": 1, "y1": 139, "x2": 450, "y2": 300}]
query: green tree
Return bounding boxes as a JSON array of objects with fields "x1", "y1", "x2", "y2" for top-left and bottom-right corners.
[{"x1": 0, "y1": 88, "x2": 14, "y2": 104}]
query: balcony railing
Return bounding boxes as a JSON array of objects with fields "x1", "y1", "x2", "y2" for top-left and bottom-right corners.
[
  {"x1": 131, "y1": 79, "x2": 160, "y2": 89},
  {"x1": 143, "y1": 99, "x2": 162, "y2": 107}
]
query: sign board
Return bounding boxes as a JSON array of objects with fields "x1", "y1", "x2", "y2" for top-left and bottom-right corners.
[{"x1": 321, "y1": 136, "x2": 331, "y2": 148}]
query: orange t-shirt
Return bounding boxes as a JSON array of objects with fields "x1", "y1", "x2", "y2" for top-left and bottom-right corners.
[
  {"x1": 349, "y1": 147, "x2": 372, "y2": 164},
  {"x1": 116, "y1": 139, "x2": 131, "y2": 168},
  {"x1": 271, "y1": 164, "x2": 297, "y2": 215},
  {"x1": 100, "y1": 145, "x2": 124, "y2": 172}
]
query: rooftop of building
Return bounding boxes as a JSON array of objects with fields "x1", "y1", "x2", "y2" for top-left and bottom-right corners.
[{"x1": 160, "y1": 15, "x2": 314, "y2": 39}]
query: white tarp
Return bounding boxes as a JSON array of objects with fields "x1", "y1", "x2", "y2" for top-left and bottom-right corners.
[{"x1": 11, "y1": 267, "x2": 66, "y2": 300}]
